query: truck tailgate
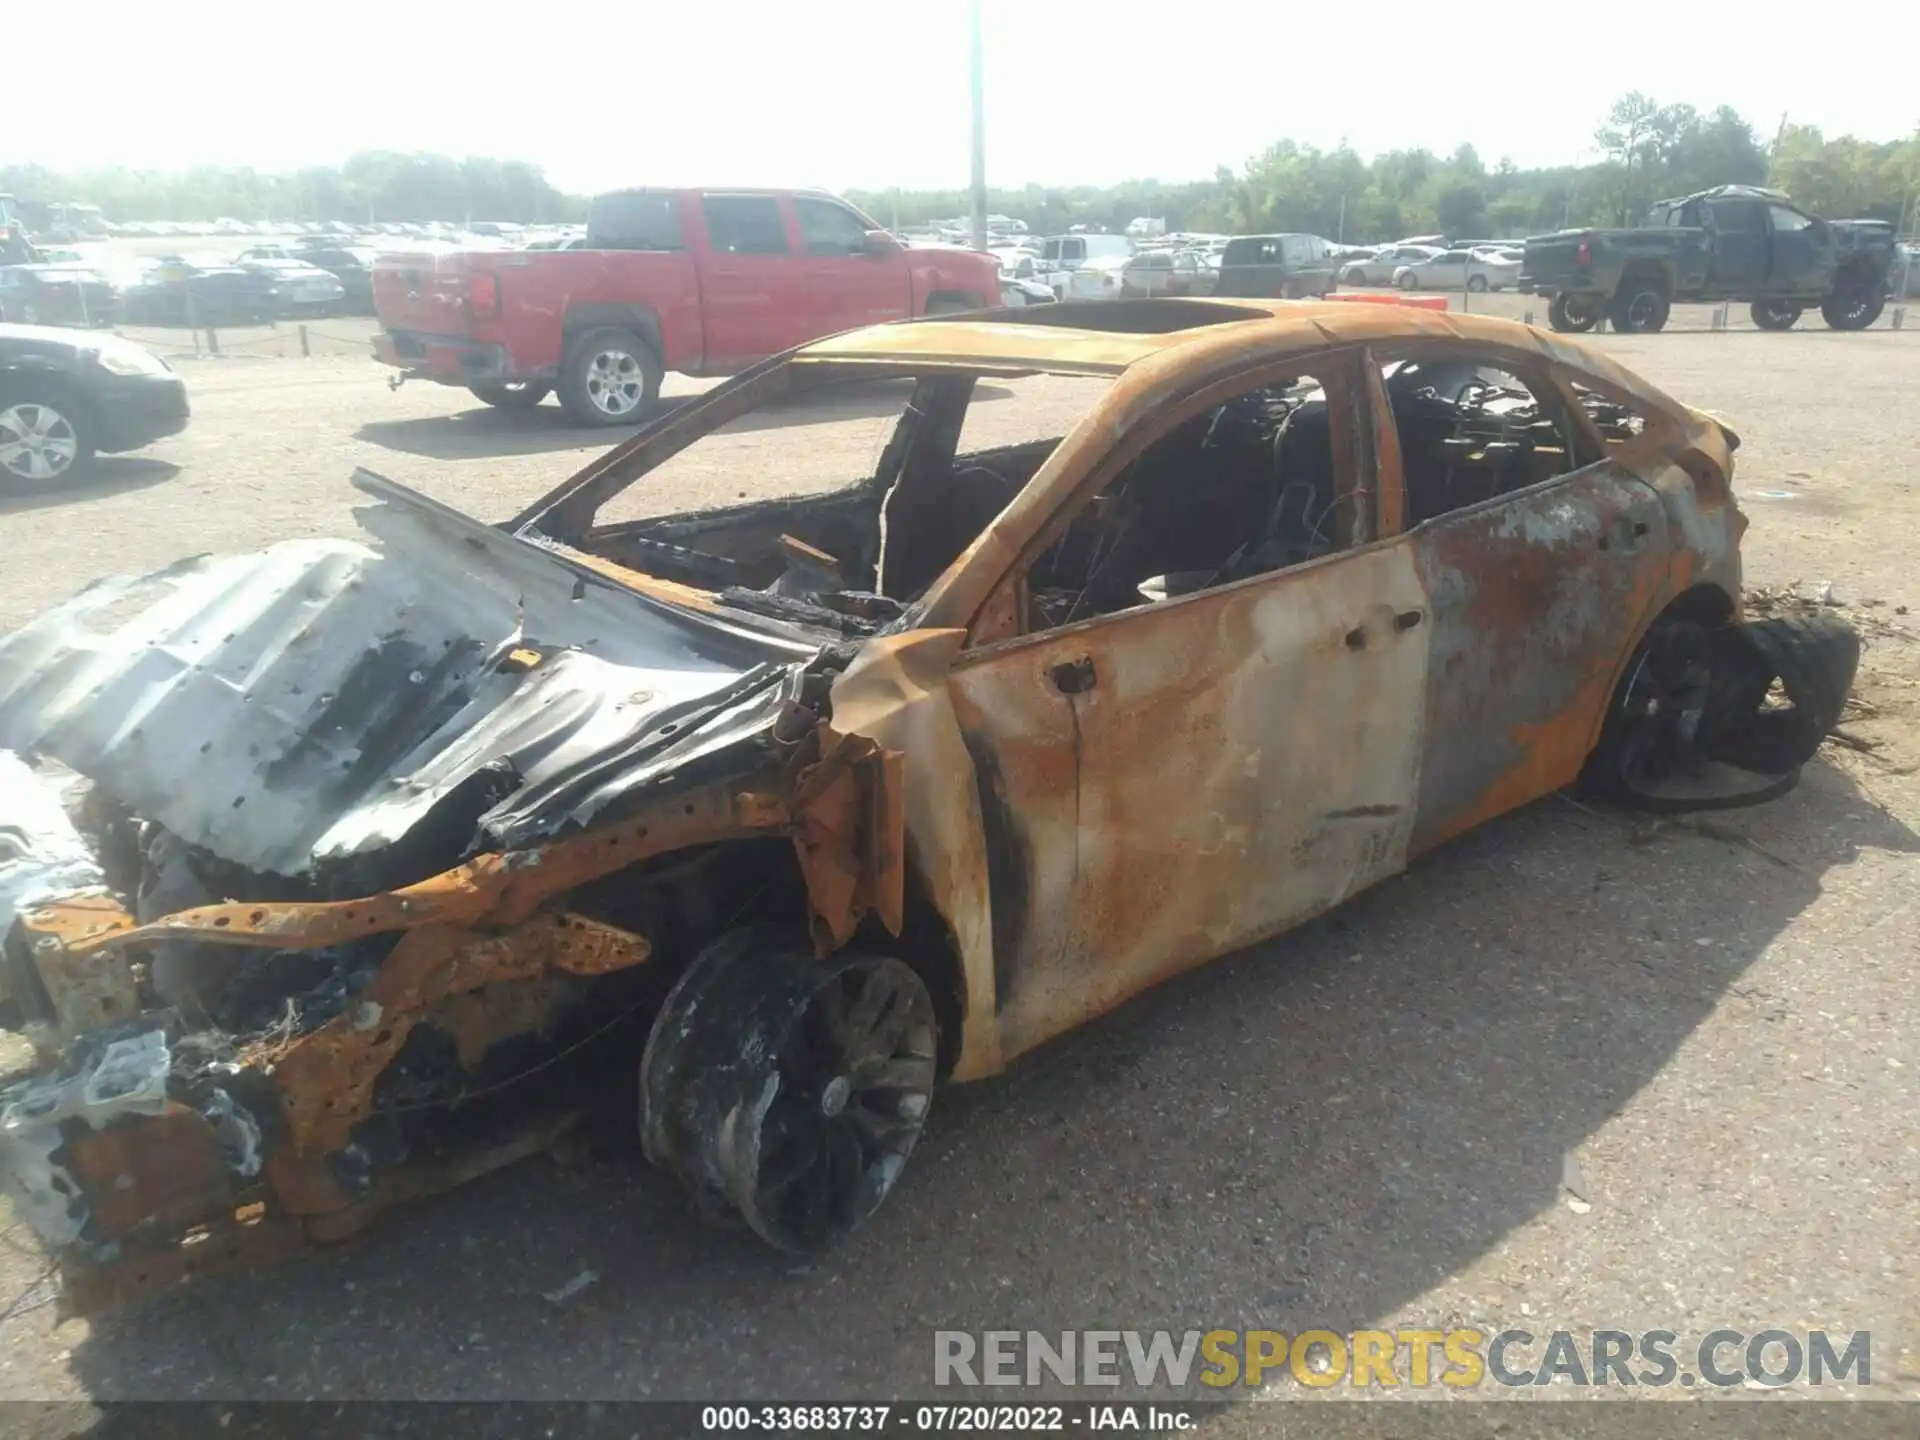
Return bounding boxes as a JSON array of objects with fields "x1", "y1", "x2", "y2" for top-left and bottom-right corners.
[
  {"x1": 373, "y1": 250, "x2": 484, "y2": 336},
  {"x1": 1520, "y1": 232, "x2": 1588, "y2": 284}
]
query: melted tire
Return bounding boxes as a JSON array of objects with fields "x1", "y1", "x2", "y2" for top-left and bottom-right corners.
[
  {"x1": 640, "y1": 924, "x2": 938, "y2": 1253},
  {"x1": 1699, "y1": 614, "x2": 1860, "y2": 775},
  {"x1": 1584, "y1": 612, "x2": 1860, "y2": 813}
]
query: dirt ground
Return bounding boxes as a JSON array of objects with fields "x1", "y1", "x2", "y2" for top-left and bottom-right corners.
[{"x1": 0, "y1": 313, "x2": 1916, "y2": 1410}]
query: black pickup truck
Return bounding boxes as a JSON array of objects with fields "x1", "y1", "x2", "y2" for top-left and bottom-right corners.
[{"x1": 1520, "y1": 185, "x2": 1896, "y2": 334}]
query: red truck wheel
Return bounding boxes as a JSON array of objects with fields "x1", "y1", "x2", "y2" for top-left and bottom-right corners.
[{"x1": 558, "y1": 328, "x2": 663, "y2": 426}]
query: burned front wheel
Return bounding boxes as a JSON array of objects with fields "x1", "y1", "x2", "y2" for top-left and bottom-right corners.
[{"x1": 640, "y1": 924, "x2": 938, "y2": 1253}]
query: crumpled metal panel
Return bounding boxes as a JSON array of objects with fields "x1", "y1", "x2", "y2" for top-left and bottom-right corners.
[
  {"x1": 0, "y1": 473, "x2": 809, "y2": 876},
  {"x1": 0, "y1": 751, "x2": 108, "y2": 939}
]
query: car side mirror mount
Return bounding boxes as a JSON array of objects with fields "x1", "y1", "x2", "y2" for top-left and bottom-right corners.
[{"x1": 862, "y1": 230, "x2": 901, "y2": 257}]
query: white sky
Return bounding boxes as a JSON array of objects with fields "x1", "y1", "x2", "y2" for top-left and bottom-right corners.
[{"x1": 7, "y1": 2, "x2": 1912, "y2": 193}]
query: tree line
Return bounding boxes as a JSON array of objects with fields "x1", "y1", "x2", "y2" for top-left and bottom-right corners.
[
  {"x1": 0, "y1": 152, "x2": 585, "y2": 226},
  {"x1": 4, "y1": 96, "x2": 1914, "y2": 240},
  {"x1": 851, "y1": 99, "x2": 1917, "y2": 241}
]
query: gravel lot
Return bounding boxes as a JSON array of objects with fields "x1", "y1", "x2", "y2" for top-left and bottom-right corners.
[{"x1": 1, "y1": 312, "x2": 1916, "y2": 1413}]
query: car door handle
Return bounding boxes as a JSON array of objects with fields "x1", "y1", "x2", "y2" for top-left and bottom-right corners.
[{"x1": 1050, "y1": 657, "x2": 1097, "y2": 695}]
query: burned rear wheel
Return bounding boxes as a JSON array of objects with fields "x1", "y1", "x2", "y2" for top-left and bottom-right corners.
[
  {"x1": 1583, "y1": 611, "x2": 1861, "y2": 812},
  {"x1": 1589, "y1": 620, "x2": 1717, "y2": 800},
  {"x1": 640, "y1": 924, "x2": 938, "y2": 1253}
]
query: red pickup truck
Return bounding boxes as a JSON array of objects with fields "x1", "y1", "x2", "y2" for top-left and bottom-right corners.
[{"x1": 372, "y1": 187, "x2": 1001, "y2": 425}]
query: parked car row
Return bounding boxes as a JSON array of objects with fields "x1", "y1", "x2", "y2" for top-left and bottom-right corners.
[
  {"x1": 0, "y1": 249, "x2": 364, "y2": 328},
  {"x1": 1338, "y1": 241, "x2": 1525, "y2": 291}
]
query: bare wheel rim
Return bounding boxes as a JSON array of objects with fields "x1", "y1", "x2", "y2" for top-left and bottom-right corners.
[
  {"x1": 737, "y1": 957, "x2": 937, "y2": 1250},
  {"x1": 1612, "y1": 623, "x2": 1714, "y2": 794},
  {"x1": 584, "y1": 347, "x2": 646, "y2": 417},
  {"x1": 0, "y1": 402, "x2": 80, "y2": 481}
]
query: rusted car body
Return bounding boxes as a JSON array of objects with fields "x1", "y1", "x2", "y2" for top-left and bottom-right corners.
[{"x1": 0, "y1": 298, "x2": 1855, "y2": 1310}]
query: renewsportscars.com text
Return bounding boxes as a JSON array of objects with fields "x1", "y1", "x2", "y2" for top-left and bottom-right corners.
[{"x1": 934, "y1": 1328, "x2": 1873, "y2": 1389}]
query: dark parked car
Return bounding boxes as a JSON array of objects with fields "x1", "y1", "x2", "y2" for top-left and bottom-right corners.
[
  {"x1": 295, "y1": 244, "x2": 378, "y2": 313},
  {"x1": 0, "y1": 264, "x2": 118, "y2": 327},
  {"x1": 120, "y1": 257, "x2": 280, "y2": 327},
  {"x1": 1209, "y1": 233, "x2": 1340, "y2": 298},
  {"x1": 1520, "y1": 185, "x2": 1897, "y2": 333},
  {"x1": 237, "y1": 258, "x2": 347, "y2": 316},
  {"x1": 0, "y1": 324, "x2": 189, "y2": 485}
]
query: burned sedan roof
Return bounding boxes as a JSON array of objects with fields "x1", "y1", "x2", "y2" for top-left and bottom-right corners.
[{"x1": 791, "y1": 298, "x2": 1688, "y2": 414}]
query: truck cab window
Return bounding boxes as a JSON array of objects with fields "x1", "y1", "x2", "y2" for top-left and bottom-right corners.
[
  {"x1": 795, "y1": 199, "x2": 870, "y2": 257},
  {"x1": 701, "y1": 195, "x2": 790, "y2": 255},
  {"x1": 586, "y1": 192, "x2": 682, "y2": 251},
  {"x1": 1768, "y1": 205, "x2": 1815, "y2": 234},
  {"x1": 1708, "y1": 199, "x2": 1768, "y2": 233}
]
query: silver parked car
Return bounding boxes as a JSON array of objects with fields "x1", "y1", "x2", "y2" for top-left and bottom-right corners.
[
  {"x1": 1339, "y1": 244, "x2": 1443, "y2": 286},
  {"x1": 1392, "y1": 248, "x2": 1522, "y2": 292}
]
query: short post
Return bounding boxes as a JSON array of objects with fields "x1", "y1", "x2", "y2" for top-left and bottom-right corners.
[
  {"x1": 205, "y1": 324, "x2": 219, "y2": 356},
  {"x1": 1712, "y1": 304, "x2": 1728, "y2": 331},
  {"x1": 1894, "y1": 306, "x2": 1907, "y2": 331},
  {"x1": 299, "y1": 324, "x2": 310, "y2": 358},
  {"x1": 1594, "y1": 313, "x2": 1608, "y2": 333},
  {"x1": 1523, "y1": 308, "x2": 1535, "y2": 326}
]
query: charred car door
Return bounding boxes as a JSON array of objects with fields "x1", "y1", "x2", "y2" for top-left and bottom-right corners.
[
  {"x1": 942, "y1": 352, "x2": 1431, "y2": 1063},
  {"x1": 1372, "y1": 350, "x2": 1672, "y2": 852}
]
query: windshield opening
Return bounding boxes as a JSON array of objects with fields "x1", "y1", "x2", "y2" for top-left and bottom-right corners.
[{"x1": 520, "y1": 364, "x2": 1115, "y2": 636}]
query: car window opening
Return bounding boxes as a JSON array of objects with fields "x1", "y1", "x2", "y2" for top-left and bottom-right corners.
[
  {"x1": 1019, "y1": 374, "x2": 1341, "y2": 630},
  {"x1": 544, "y1": 371, "x2": 1117, "y2": 637},
  {"x1": 1377, "y1": 356, "x2": 1592, "y2": 525}
]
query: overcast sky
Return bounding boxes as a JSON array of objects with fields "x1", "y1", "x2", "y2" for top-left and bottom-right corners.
[{"x1": 8, "y1": 2, "x2": 1913, "y2": 192}]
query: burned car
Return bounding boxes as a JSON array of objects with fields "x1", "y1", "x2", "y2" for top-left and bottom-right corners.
[{"x1": 0, "y1": 298, "x2": 1857, "y2": 1310}]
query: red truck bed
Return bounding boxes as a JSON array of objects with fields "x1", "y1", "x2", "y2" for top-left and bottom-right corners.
[{"x1": 373, "y1": 188, "x2": 999, "y2": 426}]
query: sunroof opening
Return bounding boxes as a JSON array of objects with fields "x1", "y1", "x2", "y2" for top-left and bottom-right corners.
[{"x1": 925, "y1": 298, "x2": 1272, "y2": 335}]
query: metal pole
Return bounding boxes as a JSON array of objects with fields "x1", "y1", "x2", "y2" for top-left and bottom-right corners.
[{"x1": 967, "y1": 0, "x2": 988, "y2": 253}]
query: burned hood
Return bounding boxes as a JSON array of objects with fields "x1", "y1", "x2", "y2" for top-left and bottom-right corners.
[{"x1": 0, "y1": 473, "x2": 816, "y2": 876}]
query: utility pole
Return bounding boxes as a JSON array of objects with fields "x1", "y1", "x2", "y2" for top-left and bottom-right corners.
[
  {"x1": 968, "y1": 0, "x2": 988, "y2": 252},
  {"x1": 1769, "y1": 111, "x2": 1789, "y2": 183}
]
